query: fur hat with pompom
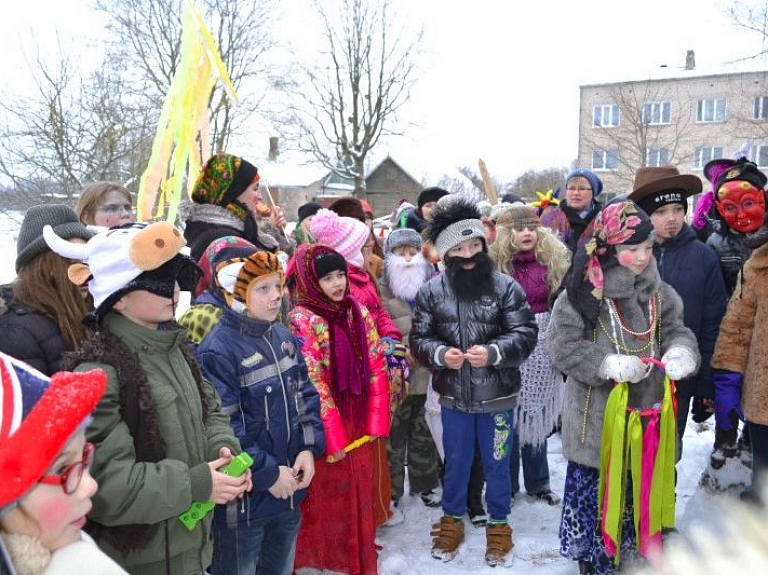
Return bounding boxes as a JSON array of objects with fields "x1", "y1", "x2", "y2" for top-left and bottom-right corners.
[{"x1": 424, "y1": 195, "x2": 486, "y2": 261}]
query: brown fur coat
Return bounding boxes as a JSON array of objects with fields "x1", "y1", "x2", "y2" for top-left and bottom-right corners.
[{"x1": 711, "y1": 242, "x2": 768, "y2": 425}]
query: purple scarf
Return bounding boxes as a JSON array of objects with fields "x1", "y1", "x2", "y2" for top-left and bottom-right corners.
[{"x1": 293, "y1": 244, "x2": 370, "y2": 396}]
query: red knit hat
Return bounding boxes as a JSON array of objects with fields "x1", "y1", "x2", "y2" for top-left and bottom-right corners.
[{"x1": 0, "y1": 352, "x2": 106, "y2": 509}]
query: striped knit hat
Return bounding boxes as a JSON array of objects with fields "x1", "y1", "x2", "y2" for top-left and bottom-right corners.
[{"x1": 309, "y1": 208, "x2": 369, "y2": 269}]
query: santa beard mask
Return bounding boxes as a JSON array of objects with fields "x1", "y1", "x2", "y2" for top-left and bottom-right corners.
[
  {"x1": 384, "y1": 251, "x2": 431, "y2": 301},
  {"x1": 445, "y1": 250, "x2": 495, "y2": 300}
]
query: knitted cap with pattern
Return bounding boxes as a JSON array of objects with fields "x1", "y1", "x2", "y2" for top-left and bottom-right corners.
[
  {"x1": 309, "y1": 208, "x2": 369, "y2": 268},
  {"x1": 16, "y1": 205, "x2": 93, "y2": 272},
  {"x1": 191, "y1": 153, "x2": 259, "y2": 207}
]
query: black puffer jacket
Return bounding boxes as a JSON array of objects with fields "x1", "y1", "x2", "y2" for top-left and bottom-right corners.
[
  {"x1": 0, "y1": 284, "x2": 67, "y2": 375},
  {"x1": 706, "y1": 230, "x2": 752, "y2": 296},
  {"x1": 410, "y1": 271, "x2": 538, "y2": 413}
]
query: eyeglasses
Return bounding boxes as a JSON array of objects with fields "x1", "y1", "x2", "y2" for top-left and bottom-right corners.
[
  {"x1": 38, "y1": 442, "x2": 95, "y2": 494},
  {"x1": 97, "y1": 203, "x2": 133, "y2": 214},
  {"x1": 566, "y1": 186, "x2": 592, "y2": 192}
]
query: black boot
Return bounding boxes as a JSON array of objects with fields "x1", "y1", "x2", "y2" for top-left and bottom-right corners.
[{"x1": 578, "y1": 559, "x2": 595, "y2": 574}]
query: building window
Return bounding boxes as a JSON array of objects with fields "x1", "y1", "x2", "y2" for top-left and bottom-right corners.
[
  {"x1": 755, "y1": 144, "x2": 768, "y2": 167},
  {"x1": 642, "y1": 102, "x2": 671, "y2": 125},
  {"x1": 593, "y1": 104, "x2": 620, "y2": 127},
  {"x1": 754, "y1": 97, "x2": 768, "y2": 120},
  {"x1": 592, "y1": 149, "x2": 619, "y2": 170},
  {"x1": 646, "y1": 149, "x2": 670, "y2": 167},
  {"x1": 696, "y1": 98, "x2": 726, "y2": 123},
  {"x1": 694, "y1": 146, "x2": 724, "y2": 168}
]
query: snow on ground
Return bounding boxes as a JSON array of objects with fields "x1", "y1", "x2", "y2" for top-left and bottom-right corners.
[{"x1": 375, "y1": 419, "x2": 750, "y2": 574}]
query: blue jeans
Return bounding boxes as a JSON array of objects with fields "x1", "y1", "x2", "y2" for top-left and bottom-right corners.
[
  {"x1": 211, "y1": 507, "x2": 301, "y2": 575},
  {"x1": 441, "y1": 408, "x2": 512, "y2": 522},
  {"x1": 510, "y1": 428, "x2": 550, "y2": 494}
]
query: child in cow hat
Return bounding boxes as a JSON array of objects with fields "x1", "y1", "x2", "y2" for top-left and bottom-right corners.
[
  {"x1": 43, "y1": 222, "x2": 250, "y2": 574},
  {"x1": 0, "y1": 352, "x2": 126, "y2": 573}
]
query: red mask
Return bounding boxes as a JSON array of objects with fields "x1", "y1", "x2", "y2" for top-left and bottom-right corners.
[{"x1": 715, "y1": 180, "x2": 766, "y2": 233}]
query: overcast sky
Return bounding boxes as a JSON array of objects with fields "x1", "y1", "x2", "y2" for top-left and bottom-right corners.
[{"x1": 1, "y1": 0, "x2": 766, "y2": 185}]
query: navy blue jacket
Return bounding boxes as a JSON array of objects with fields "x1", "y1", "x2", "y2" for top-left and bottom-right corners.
[
  {"x1": 196, "y1": 306, "x2": 325, "y2": 522},
  {"x1": 654, "y1": 224, "x2": 728, "y2": 398}
]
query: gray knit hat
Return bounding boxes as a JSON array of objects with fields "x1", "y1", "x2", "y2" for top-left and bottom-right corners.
[
  {"x1": 424, "y1": 196, "x2": 486, "y2": 261},
  {"x1": 16, "y1": 205, "x2": 93, "y2": 272},
  {"x1": 385, "y1": 228, "x2": 422, "y2": 254}
]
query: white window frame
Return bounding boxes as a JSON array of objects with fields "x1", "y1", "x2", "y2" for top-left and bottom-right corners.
[
  {"x1": 642, "y1": 101, "x2": 671, "y2": 125},
  {"x1": 593, "y1": 104, "x2": 620, "y2": 127},
  {"x1": 592, "y1": 149, "x2": 619, "y2": 171},
  {"x1": 755, "y1": 144, "x2": 768, "y2": 167},
  {"x1": 646, "y1": 149, "x2": 670, "y2": 167},
  {"x1": 696, "y1": 98, "x2": 726, "y2": 123},
  {"x1": 694, "y1": 146, "x2": 724, "y2": 168},
  {"x1": 754, "y1": 96, "x2": 768, "y2": 120}
]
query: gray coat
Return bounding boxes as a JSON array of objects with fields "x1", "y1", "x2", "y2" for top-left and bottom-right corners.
[
  {"x1": 379, "y1": 278, "x2": 431, "y2": 396},
  {"x1": 410, "y1": 270, "x2": 538, "y2": 413},
  {"x1": 548, "y1": 262, "x2": 699, "y2": 468}
]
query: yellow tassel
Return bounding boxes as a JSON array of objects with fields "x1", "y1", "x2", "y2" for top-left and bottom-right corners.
[{"x1": 137, "y1": 0, "x2": 238, "y2": 222}]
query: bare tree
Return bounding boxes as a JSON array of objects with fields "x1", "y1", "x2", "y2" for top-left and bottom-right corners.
[
  {"x1": 507, "y1": 168, "x2": 569, "y2": 201},
  {"x1": 278, "y1": 0, "x2": 423, "y2": 201},
  {"x1": 96, "y1": 0, "x2": 278, "y2": 153},
  {"x1": 726, "y1": 1, "x2": 768, "y2": 60},
  {"x1": 580, "y1": 81, "x2": 695, "y2": 192},
  {"x1": 0, "y1": 51, "x2": 151, "y2": 212}
]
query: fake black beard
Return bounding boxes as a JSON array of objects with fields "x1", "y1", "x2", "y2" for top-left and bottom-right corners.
[{"x1": 445, "y1": 251, "x2": 495, "y2": 300}]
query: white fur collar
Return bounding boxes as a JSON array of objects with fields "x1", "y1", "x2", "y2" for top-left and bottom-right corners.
[{"x1": 179, "y1": 202, "x2": 244, "y2": 230}]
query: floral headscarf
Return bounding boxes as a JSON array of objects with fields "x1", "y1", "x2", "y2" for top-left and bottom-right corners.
[
  {"x1": 567, "y1": 201, "x2": 654, "y2": 328},
  {"x1": 293, "y1": 243, "x2": 371, "y2": 397}
]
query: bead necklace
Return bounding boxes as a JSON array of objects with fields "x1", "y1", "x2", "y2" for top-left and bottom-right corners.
[{"x1": 596, "y1": 295, "x2": 660, "y2": 356}]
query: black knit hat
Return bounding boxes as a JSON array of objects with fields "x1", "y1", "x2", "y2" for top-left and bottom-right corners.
[
  {"x1": 297, "y1": 202, "x2": 322, "y2": 223},
  {"x1": 313, "y1": 250, "x2": 347, "y2": 279},
  {"x1": 417, "y1": 187, "x2": 449, "y2": 209},
  {"x1": 16, "y1": 205, "x2": 93, "y2": 272}
]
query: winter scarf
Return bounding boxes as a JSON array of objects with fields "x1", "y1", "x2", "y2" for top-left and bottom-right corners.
[{"x1": 292, "y1": 244, "x2": 370, "y2": 397}]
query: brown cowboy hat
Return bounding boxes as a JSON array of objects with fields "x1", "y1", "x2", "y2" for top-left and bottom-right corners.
[{"x1": 628, "y1": 165, "x2": 702, "y2": 203}]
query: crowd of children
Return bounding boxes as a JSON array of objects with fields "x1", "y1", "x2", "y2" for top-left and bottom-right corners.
[{"x1": 4, "y1": 155, "x2": 768, "y2": 574}]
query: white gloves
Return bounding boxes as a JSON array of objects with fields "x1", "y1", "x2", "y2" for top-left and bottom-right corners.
[
  {"x1": 599, "y1": 354, "x2": 647, "y2": 383},
  {"x1": 661, "y1": 347, "x2": 698, "y2": 381}
]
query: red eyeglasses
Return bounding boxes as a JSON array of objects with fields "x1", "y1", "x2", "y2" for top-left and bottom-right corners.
[{"x1": 38, "y1": 442, "x2": 95, "y2": 494}]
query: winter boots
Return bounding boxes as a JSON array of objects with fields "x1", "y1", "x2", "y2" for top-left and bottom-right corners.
[
  {"x1": 485, "y1": 522, "x2": 514, "y2": 567},
  {"x1": 430, "y1": 516, "x2": 464, "y2": 561}
]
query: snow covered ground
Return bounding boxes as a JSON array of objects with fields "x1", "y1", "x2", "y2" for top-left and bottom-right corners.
[
  {"x1": 1, "y1": 211, "x2": 762, "y2": 573},
  {"x1": 375, "y1": 420, "x2": 750, "y2": 574}
]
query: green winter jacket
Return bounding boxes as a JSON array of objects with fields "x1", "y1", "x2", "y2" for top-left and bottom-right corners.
[{"x1": 75, "y1": 312, "x2": 241, "y2": 574}]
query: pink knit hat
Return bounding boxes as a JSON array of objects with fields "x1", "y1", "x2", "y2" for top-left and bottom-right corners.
[{"x1": 309, "y1": 208, "x2": 368, "y2": 268}]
